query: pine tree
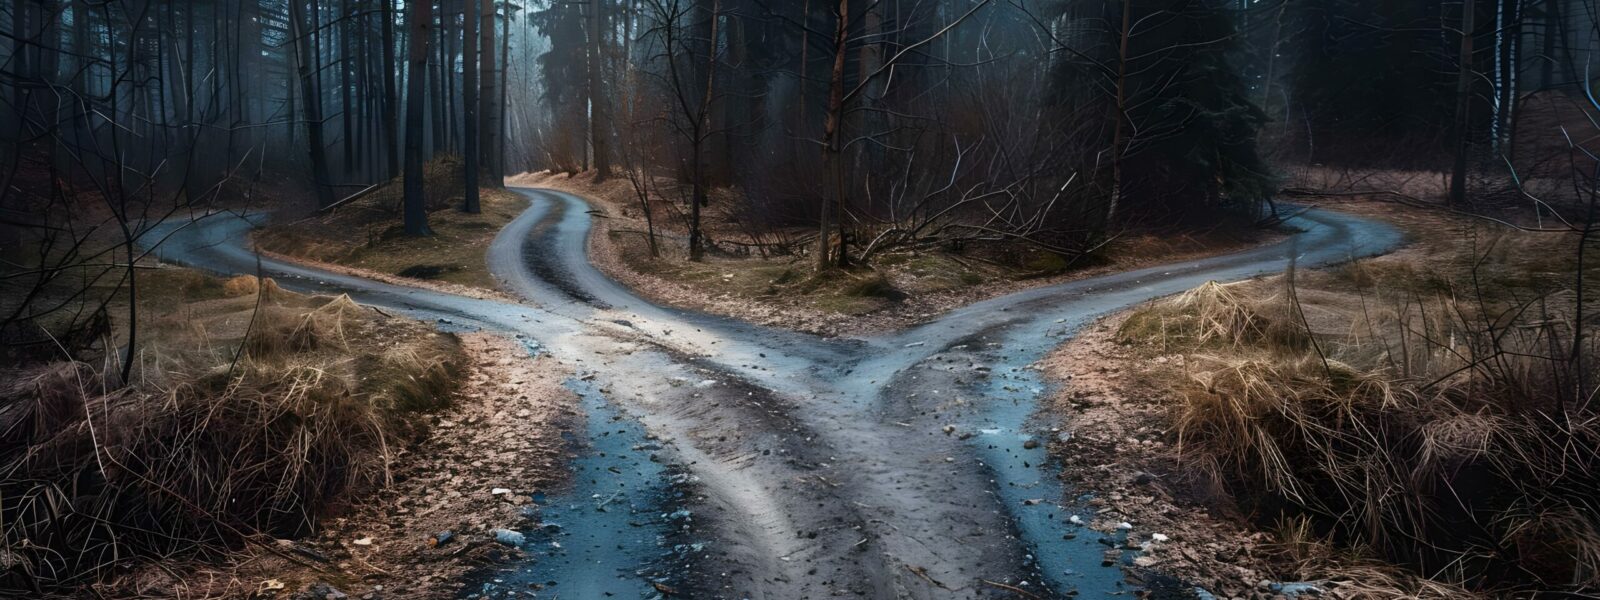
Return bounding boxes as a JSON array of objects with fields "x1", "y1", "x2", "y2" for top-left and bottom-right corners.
[{"x1": 1050, "y1": 0, "x2": 1272, "y2": 222}]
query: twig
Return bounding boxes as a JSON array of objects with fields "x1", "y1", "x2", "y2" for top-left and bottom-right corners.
[
  {"x1": 979, "y1": 579, "x2": 1040, "y2": 598},
  {"x1": 905, "y1": 565, "x2": 949, "y2": 589}
]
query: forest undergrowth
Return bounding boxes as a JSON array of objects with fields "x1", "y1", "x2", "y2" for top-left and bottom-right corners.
[
  {"x1": 1118, "y1": 223, "x2": 1600, "y2": 594},
  {"x1": 0, "y1": 274, "x2": 465, "y2": 595}
]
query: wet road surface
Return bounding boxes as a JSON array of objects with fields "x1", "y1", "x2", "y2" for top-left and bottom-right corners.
[{"x1": 146, "y1": 190, "x2": 1402, "y2": 599}]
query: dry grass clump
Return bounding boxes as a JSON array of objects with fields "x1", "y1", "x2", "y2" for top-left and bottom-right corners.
[
  {"x1": 1121, "y1": 230, "x2": 1600, "y2": 594},
  {"x1": 0, "y1": 276, "x2": 464, "y2": 594},
  {"x1": 1121, "y1": 281, "x2": 1282, "y2": 349},
  {"x1": 222, "y1": 273, "x2": 265, "y2": 297}
]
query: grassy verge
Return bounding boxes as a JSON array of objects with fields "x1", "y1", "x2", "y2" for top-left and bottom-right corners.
[
  {"x1": 0, "y1": 271, "x2": 466, "y2": 595},
  {"x1": 257, "y1": 157, "x2": 528, "y2": 291},
  {"x1": 1114, "y1": 215, "x2": 1600, "y2": 594}
]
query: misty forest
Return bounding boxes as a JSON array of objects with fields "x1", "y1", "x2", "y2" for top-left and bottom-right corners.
[{"x1": 4, "y1": 0, "x2": 1600, "y2": 598}]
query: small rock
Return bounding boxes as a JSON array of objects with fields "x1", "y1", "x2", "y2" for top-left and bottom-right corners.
[
  {"x1": 292, "y1": 583, "x2": 348, "y2": 600},
  {"x1": 492, "y1": 528, "x2": 525, "y2": 546},
  {"x1": 352, "y1": 537, "x2": 373, "y2": 546},
  {"x1": 1022, "y1": 439, "x2": 1039, "y2": 450}
]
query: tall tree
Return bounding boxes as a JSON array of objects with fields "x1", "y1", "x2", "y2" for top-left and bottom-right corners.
[
  {"x1": 290, "y1": 0, "x2": 337, "y2": 206},
  {"x1": 816, "y1": 0, "x2": 848, "y2": 271},
  {"x1": 480, "y1": 0, "x2": 502, "y2": 185},
  {"x1": 690, "y1": 0, "x2": 720, "y2": 261},
  {"x1": 533, "y1": 0, "x2": 593, "y2": 170},
  {"x1": 1049, "y1": 0, "x2": 1270, "y2": 223},
  {"x1": 464, "y1": 0, "x2": 482, "y2": 213},
  {"x1": 590, "y1": 0, "x2": 612, "y2": 179},
  {"x1": 405, "y1": 0, "x2": 435, "y2": 234},
  {"x1": 383, "y1": 0, "x2": 401, "y2": 177}
]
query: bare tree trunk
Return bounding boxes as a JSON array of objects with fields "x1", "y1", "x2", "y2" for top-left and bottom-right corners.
[
  {"x1": 1450, "y1": 0, "x2": 1476, "y2": 207},
  {"x1": 499, "y1": 3, "x2": 510, "y2": 177},
  {"x1": 341, "y1": 0, "x2": 355, "y2": 173},
  {"x1": 816, "y1": 0, "x2": 848, "y2": 272},
  {"x1": 463, "y1": 0, "x2": 480, "y2": 213},
  {"x1": 445, "y1": 1, "x2": 458, "y2": 153},
  {"x1": 432, "y1": 3, "x2": 447, "y2": 153},
  {"x1": 356, "y1": 1, "x2": 371, "y2": 178},
  {"x1": 290, "y1": 0, "x2": 336, "y2": 206},
  {"x1": 590, "y1": 0, "x2": 611, "y2": 180},
  {"x1": 1106, "y1": 0, "x2": 1131, "y2": 227},
  {"x1": 383, "y1": 0, "x2": 400, "y2": 177},
  {"x1": 480, "y1": 0, "x2": 501, "y2": 185},
  {"x1": 798, "y1": 0, "x2": 809, "y2": 136},
  {"x1": 405, "y1": 0, "x2": 435, "y2": 234},
  {"x1": 690, "y1": 0, "x2": 721, "y2": 262}
]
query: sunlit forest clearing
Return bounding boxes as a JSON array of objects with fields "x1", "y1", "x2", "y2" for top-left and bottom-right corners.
[{"x1": 3, "y1": 0, "x2": 1600, "y2": 598}]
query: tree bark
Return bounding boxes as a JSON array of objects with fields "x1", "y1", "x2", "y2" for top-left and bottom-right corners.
[
  {"x1": 499, "y1": 3, "x2": 510, "y2": 177},
  {"x1": 405, "y1": 0, "x2": 435, "y2": 234},
  {"x1": 816, "y1": 0, "x2": 848, "y2": 272},
  {"x1": 480, "y1": 0, "x2": 501, "y2": 184},
  {"x1": 463, "y1": 0, "x2": 481, "y2": 213},
  {"x1": 590, "y1": 0, "x2": 611, "y2": 179},
  {"x1": 383, "y1": 0, "x2": 400, "y2": 178},
  {"x1": 1106, "y1": 0, "x2": 1131, "y2": 227},
  {"x1": 689, "y1": 0, "x2": 721, "y2": 262},
  {"x1": 290, "y1": 0, "x2": 336, "y2": 207},
  {"x1": 341, "y1": 0, "x2": 355, "y2": 173}
]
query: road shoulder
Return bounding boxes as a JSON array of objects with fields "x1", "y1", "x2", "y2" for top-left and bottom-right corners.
[
  {"x1": 515, "y1": 170, "x2": 1285, "y2": 337},
  {"x1": 113, "y1": 334, "x2": 576, "y2": 600}
]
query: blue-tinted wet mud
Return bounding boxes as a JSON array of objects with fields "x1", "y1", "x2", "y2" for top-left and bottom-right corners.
[
  {"x1": 970, "y1": 351, "x2": 1135, "y2": 598},
  {"x1": 464, "y1": 366, "x2": 697, "y2": 598}
]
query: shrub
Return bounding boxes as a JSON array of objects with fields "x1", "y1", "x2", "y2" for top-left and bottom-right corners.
[
  {"x1": 0, "y1": 283, "x2": 464, "y2": 593},
  {"x1": 1127, "y1": 239, "x2": 1600, "y2": 592}
]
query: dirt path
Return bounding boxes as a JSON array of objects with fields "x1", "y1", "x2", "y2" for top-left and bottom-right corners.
[{"x1": 145, "y1": 195, "x2": 1402, "y2": 598}]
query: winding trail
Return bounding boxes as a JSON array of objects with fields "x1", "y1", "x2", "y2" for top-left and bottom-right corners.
[{"x1": 146, "y1": 189, "x2": 1402, "y2": 599}]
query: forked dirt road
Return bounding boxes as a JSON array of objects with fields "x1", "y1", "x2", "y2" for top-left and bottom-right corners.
[{"x1": 148, "y1": 189, "x2": 1401, "y2": 599}]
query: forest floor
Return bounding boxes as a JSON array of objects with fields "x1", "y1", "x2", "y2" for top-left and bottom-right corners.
[
  {"x1": 512, "y1": 170, "x2": 1284, "y2": 337},
  {"x1": 0, "y1": 257, "x2": 575, "y2": 598},
  {"x1": 256, "y1": 159, "x2": 527, "y2": 293},
  {"x1": 1035, "y1": 197, "x2": 1565, "y2": 598},
  {"x1": 92, "y1": 172, "x2": 1421, "y2": 599},
  {"x1": 113, "y1": 333, "x2": 576, "y2": 600}
]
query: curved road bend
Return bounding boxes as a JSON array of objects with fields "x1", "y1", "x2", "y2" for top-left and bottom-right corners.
[{"x1": 147, "y1": 191, "x2": 1402, "y2": 599}]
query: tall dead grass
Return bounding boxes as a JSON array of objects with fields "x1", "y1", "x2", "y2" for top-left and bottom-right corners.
[
  {"x1": 1121, "y1": 230, "x2": 1600, "y2": 594},
  {"x1": 0, "y1": 276, "x2": 463, "y2": 594}
]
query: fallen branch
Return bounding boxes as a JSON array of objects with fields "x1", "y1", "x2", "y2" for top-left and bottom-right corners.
[{"x1": 318, "y1": 183, "x2": 386, "y2": 213}]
